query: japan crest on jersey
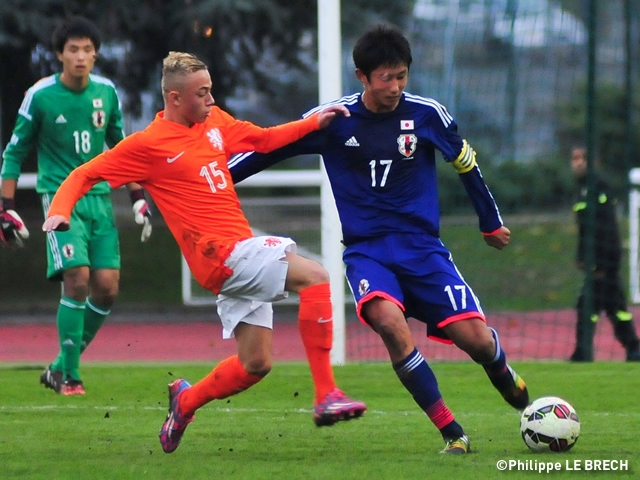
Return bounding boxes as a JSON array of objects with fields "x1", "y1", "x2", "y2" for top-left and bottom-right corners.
[
  {"x1": 397, "y1": 134, "x2": 417, "y2": 158},
  {"x1": 92, "y1": 110, "x2": 106, "y2": 128}
]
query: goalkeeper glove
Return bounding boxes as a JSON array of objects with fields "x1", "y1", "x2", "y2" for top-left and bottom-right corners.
[
  {"x1": 129, "y1": 189, "x2": 152, "y2": 242},
  {"x1": 0, "y1": 198, "x2": 30, "y2": 248}
]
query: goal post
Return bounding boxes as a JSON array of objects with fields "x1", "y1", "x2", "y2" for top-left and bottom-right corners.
[
  {"x1": 628, "y1": 168, "x2": 640, "y2": 303},
  {"x1": 318, "y1": 0, "x2": 345, "y2": 365}
]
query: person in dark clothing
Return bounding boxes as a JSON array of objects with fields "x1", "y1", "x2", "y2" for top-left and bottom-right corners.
[{"x1": 570, "y1": 146, "x2": 640, "y2": 362}]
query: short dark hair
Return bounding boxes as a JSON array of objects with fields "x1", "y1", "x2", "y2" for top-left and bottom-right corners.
[
  {"x1": 52, "y1": 16, "x2": 101, "y2": 53},
  {"x1": 352, "y1": 25, "x2": 412, "y2": 79}
]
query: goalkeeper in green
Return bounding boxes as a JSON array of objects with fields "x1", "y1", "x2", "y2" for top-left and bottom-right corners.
[{"x1": 0, "y1": 16, "x2": 151, "y2": 395}]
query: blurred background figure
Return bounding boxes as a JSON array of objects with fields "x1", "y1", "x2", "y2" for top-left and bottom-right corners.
[{"x1": 569, "y1": 146, "x2": 640, "y2": 362}]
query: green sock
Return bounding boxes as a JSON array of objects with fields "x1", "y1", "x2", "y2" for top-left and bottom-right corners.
[
  {"x1": 51, "y1": 298, "x2": 110, "y2": 371},
  {"x1": 50, "y1": 352, "x2": 62, "y2": 372},
  {"x1": 82, "y1": 298, "x2": 110, "y2": 352},
  {"x1": 55, "y1": 297, "x2": 85, "y2": 381}
]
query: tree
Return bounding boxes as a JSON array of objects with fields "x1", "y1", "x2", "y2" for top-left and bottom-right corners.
[
  {"x1": 557, "y1": 80, "x2": 640, "y2": 195},
  {"x1": 0, "y1": 0, "x2": 416, "y2": 150},
  {"x1": 0, "y1": 1, "x2": 72, "y2": 169}
]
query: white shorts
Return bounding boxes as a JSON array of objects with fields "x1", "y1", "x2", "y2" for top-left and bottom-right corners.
[{"x1": 216, "y1": 236, "x2": 296, "y2": 339}]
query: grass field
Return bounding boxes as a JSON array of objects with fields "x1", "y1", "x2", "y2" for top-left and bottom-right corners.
[
  {"x1": 440, "y1": 217, "x2": 581, "y2": 311},
  {"x1": 1, "y1": 362, "x2": 638, "y2": 479}
]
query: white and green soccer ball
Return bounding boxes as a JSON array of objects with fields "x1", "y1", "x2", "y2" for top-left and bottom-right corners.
[{"x1": 520, "y1": 396, "x2": 580, "y2": 453}]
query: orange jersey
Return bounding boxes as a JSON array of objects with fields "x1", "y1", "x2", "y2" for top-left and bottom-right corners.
[{"x1": 48, "y1": 108, "x2": 320, "y2": 293}]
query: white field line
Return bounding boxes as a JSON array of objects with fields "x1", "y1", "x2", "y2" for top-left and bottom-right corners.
[{"x1": 0, "y1": 404, "x2": 638, "y2": 418}]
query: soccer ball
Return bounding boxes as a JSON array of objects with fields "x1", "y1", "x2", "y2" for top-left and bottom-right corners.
[{"x1": 520, "y1": 397, "x2": 580, "y2": 452}]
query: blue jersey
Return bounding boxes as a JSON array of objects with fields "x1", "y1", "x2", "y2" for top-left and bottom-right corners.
[{"x1": 230, "y1": 92, "x2": 503, "y2": 245}]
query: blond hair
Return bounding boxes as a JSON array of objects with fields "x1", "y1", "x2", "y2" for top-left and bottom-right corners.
[{"x1": 161, "y1": 51, "x2": 207, "y2": 97}]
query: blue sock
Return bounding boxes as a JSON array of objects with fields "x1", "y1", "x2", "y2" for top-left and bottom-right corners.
[
  {"x1": 483, "y1": 328, "x2": 507, "y2": 372},
  {"x1": 394, "y1": 348, "x2": 463, "y2": 437},
  {"x1": 482, "y1": 328, "x2": 513, "y2": 389}
]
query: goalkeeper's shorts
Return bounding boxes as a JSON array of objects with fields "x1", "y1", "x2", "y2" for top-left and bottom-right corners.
[
  {"x1": 216, "y1": 235, "x2": 296, "y2": 339},
  {"x1": 343, "y1": 232, "x2": 486, "y2": 344},
  {"x1": 41, "y1": 193, "x2": 120, "y2": 281}
]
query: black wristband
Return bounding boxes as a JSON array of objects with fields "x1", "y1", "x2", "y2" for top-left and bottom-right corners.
[
  {"x1": 129, "y1": 189, "x2": 146, "y2": 205},
  {"x1": 1, "y1": 197, "x2": 15, "y2": 211}
]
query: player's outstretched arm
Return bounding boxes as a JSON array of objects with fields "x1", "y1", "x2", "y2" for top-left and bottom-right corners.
[
  {"x1": 483, "y1": 226, "x2": 510, "y2": 250},
  {"x1": 316, "y1": 105, "x2": 350, "y2": 128},
  {"x1": 43, "y1": 160, "x2": 107, "y2": 229},
  {"x1": 42, "y1": 215, "x2": 70, "y2": 232}
]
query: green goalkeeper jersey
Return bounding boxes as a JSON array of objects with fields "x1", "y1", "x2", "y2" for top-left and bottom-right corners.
[{"x1": 1, "y1": 73, "x2": 125, "y2": 194}]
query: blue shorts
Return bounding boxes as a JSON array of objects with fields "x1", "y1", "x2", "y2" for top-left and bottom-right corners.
[{"x1": 344, "y1": 233, "x2": 485, "y2": 343}]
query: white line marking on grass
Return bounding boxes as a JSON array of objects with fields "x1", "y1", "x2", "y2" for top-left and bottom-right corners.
[
  {"x1": 2, "y1": 405, "x2": 640, "y2": 418},
  {"x1": 0, "y1": 405, "x2": 119, "y2": 411}
]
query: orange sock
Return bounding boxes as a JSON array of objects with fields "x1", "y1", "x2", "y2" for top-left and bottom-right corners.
[
  {"x1": 179, "y1": 355, "x2": 263, "y2": 416},
  {"x1": 298, "y1": 283, "x2": 337, "y2": 403}
]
